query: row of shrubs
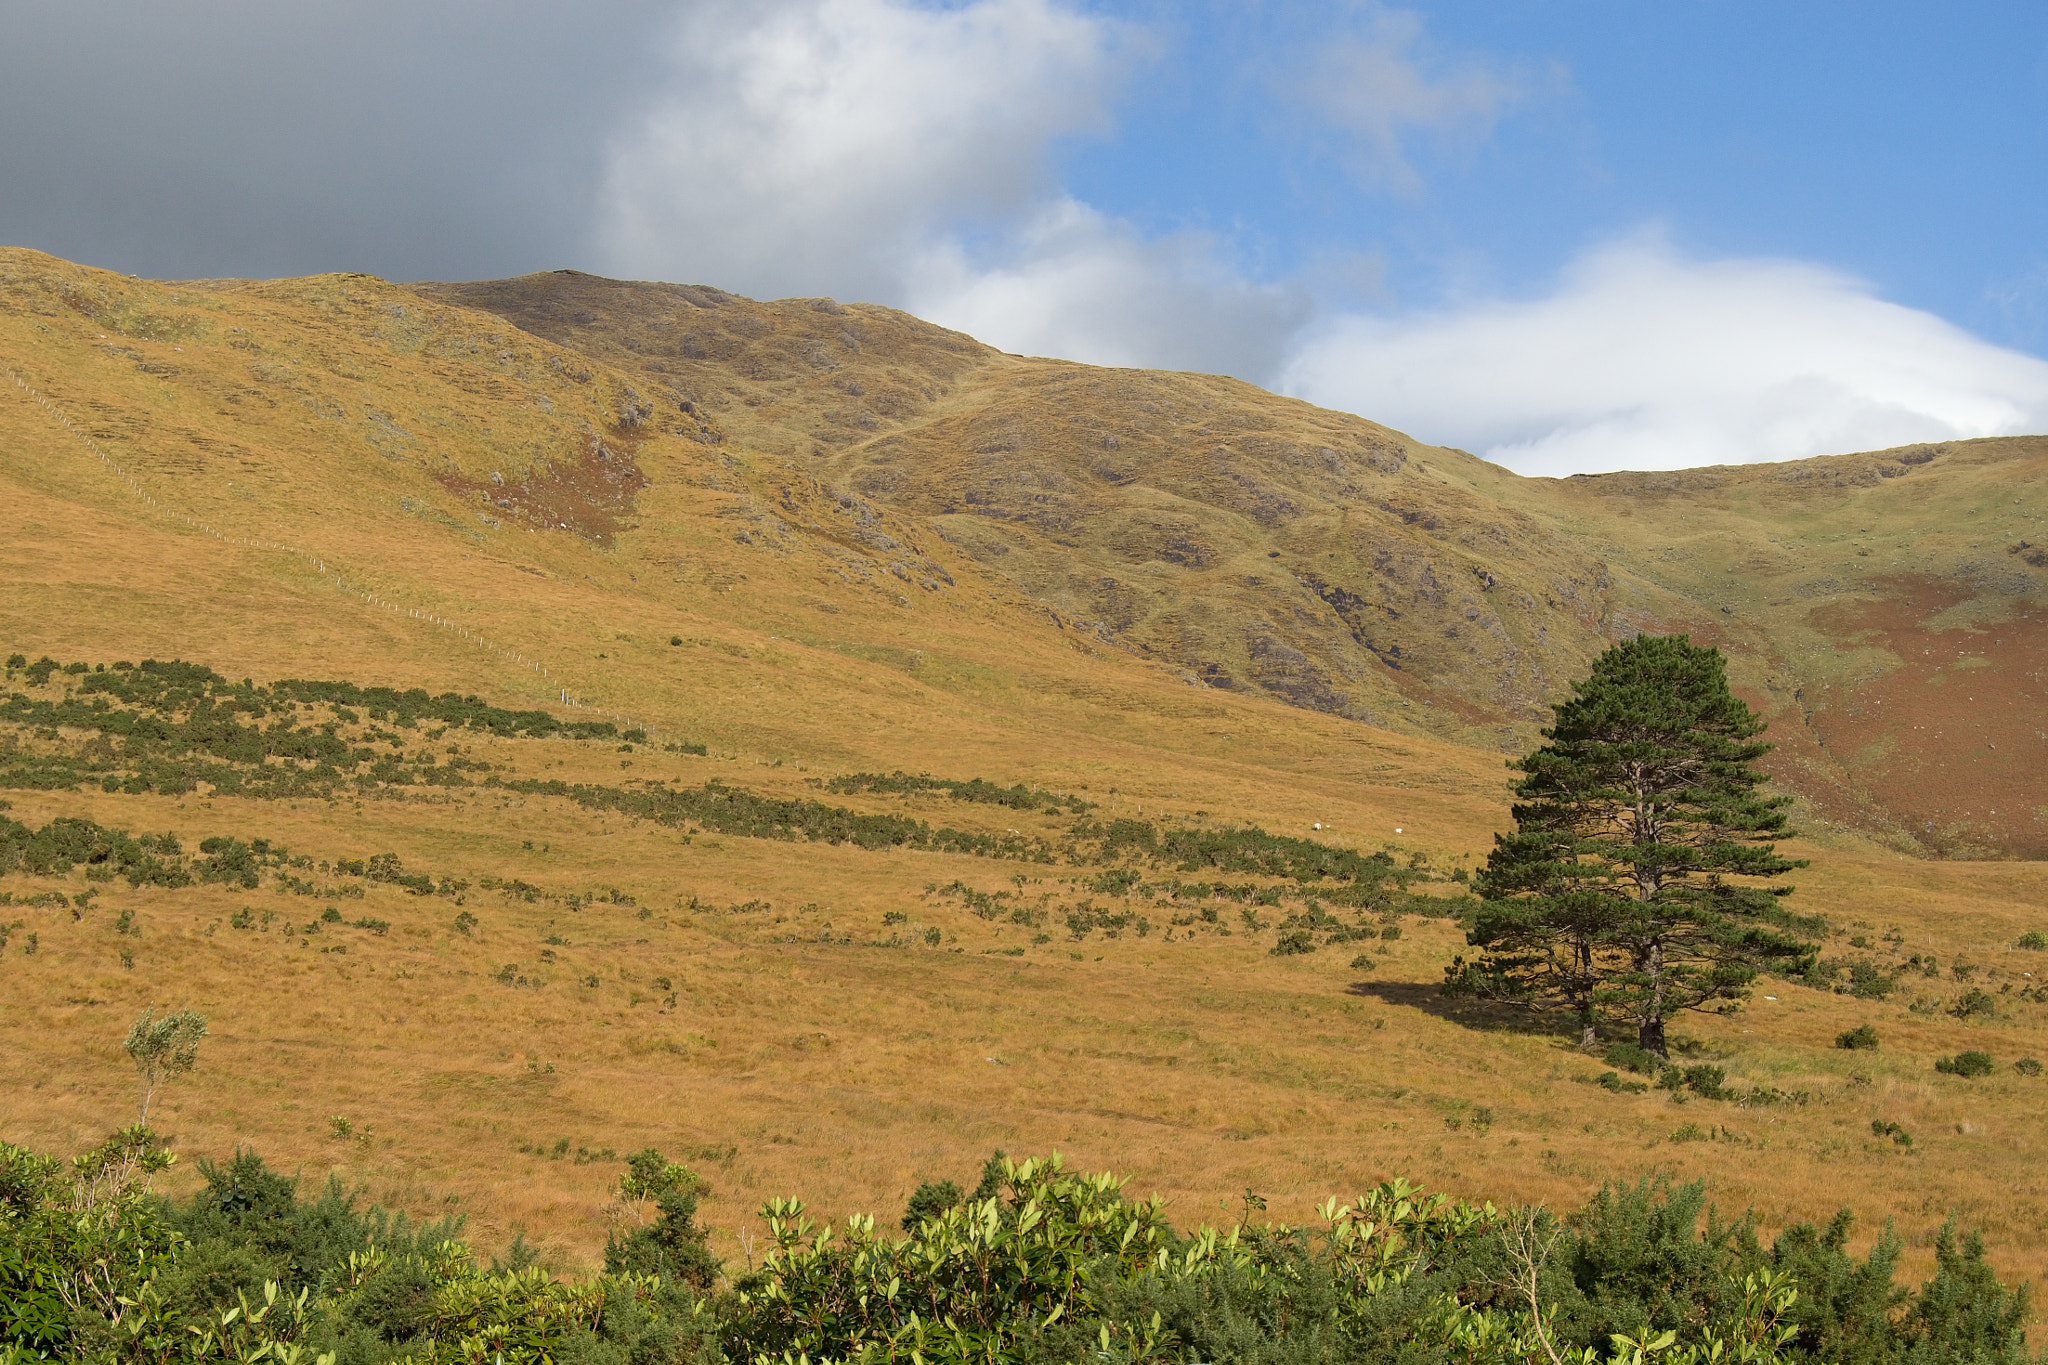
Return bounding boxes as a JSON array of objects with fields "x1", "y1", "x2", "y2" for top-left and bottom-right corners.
[
  {"x1": 0, "y1": 656, "x2": 661, "y2": 802},
  {"x1": 0, "y1": 811, "x2": 472, "y2": 906},
  {"x1": 0, "y1": 813, "x2": 224, "y2": 888},
  {"x1": 6, "y1": 656, "x2": 1435, "y2": 894},
  {"x1": 820, "y1": 771, "x2": 1093, "y2": 814},
  {"x1": 1064, "y1": 817, "x2": 1412, "y2": 885},
  {"x1": 498, "y1": 776, "x2": 1062, "y2": 861},
  {"x1": 1, "y1": 1134, "x2": 2035, "y2": 1365},
  {"x1": 3, "y1": 654, "x2": 629, "y2": 742}
]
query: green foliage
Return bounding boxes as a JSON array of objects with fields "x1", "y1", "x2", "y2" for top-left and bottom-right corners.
[
  {"x1": 1, "y1": 1135, "x2": 2037, "y2": 1365},
  {"x1": 1950, "y1": 989, "x2": 1997, "y2": 1021},
  {"x1": 823, "y1": 771, "x2": 1092, "y2": 814},
  {"x1": 1798, "y1": 958, "x2": 1900, "y2": 1000},
  {"x1": 0, "y1": 654, "x2": 1441, "y2": 896},
  {"x1": 1598, "y1": 1070, "x2": 1651, "y2": 1094},
  {"x1": 1836, "y1": 1026, "x2": 1881, "y2": 1051},
  {"x1": 2017, "y1": 931, "x2": 2048, "y2": 951},
  {"x1": 1451, "y1": 636, "x2": 1817, "y2": 1055},
  {"x1": 902, "y1": 1179, "x2": 965, "y2": 1230},
  {"x1": 1871, "y1": 1120, "x2": 1913, "y2": 1148},
  {"x1": 124, "y1": 1007, "x2": 207, "y2": 1122},
  {"x1": 1936, "y1": 1051, "x2": 1996, "y2": 1078},
  {"x1": 605, "y1": 1151, "x2": 720, "y2": 1295},
  {"x1": 1603, "y1": 1042, "x2": 1662, "y2": 1074},
  {"x1": 1270, "y1": 928, "x2": 1317, "y2": 956},
  {"x1": 0, "y1": 813, "x2": 198, "y2": 886},
  {"x1": 2016, "y1": 1058, "x2": 2043, "y2": 1077},
  {"x1": 1067, "y1": 816, "x2": 1411, "y2": 887},
  {"x1": 0, "y1": 655, "x2": 630, "y2": 800},
  {"x1": 503, "y1": 776, "x2": 1058, "y2": 862}
]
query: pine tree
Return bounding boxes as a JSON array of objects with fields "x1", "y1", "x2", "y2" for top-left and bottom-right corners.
[{"x1": 1446, "y1": 635, "x2": 1817, "y2": 1054}]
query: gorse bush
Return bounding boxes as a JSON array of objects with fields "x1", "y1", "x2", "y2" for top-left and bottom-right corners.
[
  {"x1": 1, "y1": 1136, "x2": 2036, "y2": 1365},
  {"x1": 1603, "y1": 1041, "x2": 1662, "y2": 1075},
  {"x1": 1937, "y1": 1051, "x2": 1997, "y2": 1078},
  {"x1": 1836, "y1": 1025, "x2": 1881, "y2": 1051},
  {"x1": 822, "y1": 771, "x2": 1092, "y2": 814}
]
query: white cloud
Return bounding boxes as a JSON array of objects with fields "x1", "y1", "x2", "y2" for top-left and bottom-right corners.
[
  {"x1": 594, "y1": 0, "x2": 1301, "y2": 380},
  {"x1": 595, "y1": 0, "x2": 1125, "y2": 302},
  {"x1": 1279, "y1": 236, "x2": 2048, "y2": 476},
  {"x1": 905, "y1": 198, "x2": 1309, "y2": 377}
]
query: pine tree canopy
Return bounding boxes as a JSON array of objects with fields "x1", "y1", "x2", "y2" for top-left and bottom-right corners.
[{"x1": 1446, "y1": 634, "x2": 1819, "y2": 1054}]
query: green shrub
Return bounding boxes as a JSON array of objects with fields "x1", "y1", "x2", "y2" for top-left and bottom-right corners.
[
  {"x1": 900, "y1": 1178, "x2": 964, "y2": 1230},
  {"x1": 1871, "y1": 1119, "x2": 1913, "y2": 1147},
  {"x1": 3, "y1": 1133, "x2": 2039, "y2": 1365},
  {"x1": 1602, "y1": 1041, "x2": 1661, "y2": 1075},
  {"x1": 1836, "y1": 1025, "x2": 1880, "y2": 1050},
  {"x1": 2015, "y1": 1058, "x2": 2043, "y2": 1077},
  {"x1": 1949, "y1": 988, "x2": 1997, "y2": 1021},
  {"x1": 1936, "y1": 1050, "x2": 1995, "y2": 1077},
  {"x1": 1682, "y1": 1064, "x2": 1728, "y2": 1099},
  {"x1": 1269, "y1": 929, "x2": 1316, "y2": 956},
  {"x1": 2017, "y1": 930, "x2": 2048, "y2": 951},
  {"x1": 1348, "y1": 953, "x2": 1375, "y2": 970}
]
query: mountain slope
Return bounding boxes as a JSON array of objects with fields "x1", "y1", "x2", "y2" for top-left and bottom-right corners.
[
  {"x1": 0, "y1": 246, "x2": 1514, "y2": 839},
  {"x1": 421, "y1": 270, "x2": 2048, "y2": 857},
  {"x1": 6, "y1": 248, "x2": 2048, "y2": 1287}
]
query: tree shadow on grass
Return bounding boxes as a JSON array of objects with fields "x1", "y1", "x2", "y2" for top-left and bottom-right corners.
[{"x1": 1344, "y1": 978, "x2": 1577, "y2": 1040}]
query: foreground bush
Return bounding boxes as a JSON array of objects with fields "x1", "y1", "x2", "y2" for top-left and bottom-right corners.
[{"x1": 0, "y1": 1135, "x2": 2035, "y2": 1364}]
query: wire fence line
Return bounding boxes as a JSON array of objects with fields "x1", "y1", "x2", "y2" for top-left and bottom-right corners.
[{"x1": 4, "y1": 364, "x2": 661, "y2": 742}]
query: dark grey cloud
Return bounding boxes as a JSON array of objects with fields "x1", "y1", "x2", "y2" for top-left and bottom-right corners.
[{"x1": 0, "y1": 1, "x2": 674, "y2": 282}]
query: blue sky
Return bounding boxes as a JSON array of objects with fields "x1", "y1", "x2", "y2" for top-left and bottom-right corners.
[
  {"x1": 3, "y1": 1, "x2": 2045, "y2": 473},
  {"x1": 1060, "y1": 2, "x2": 2048, "y2": 348}
]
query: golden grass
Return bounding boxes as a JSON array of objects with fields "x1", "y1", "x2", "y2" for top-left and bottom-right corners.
[
  {"x1": 2, "y1": 769, "x2": 2045, "y2": 1294},
  {"x1": 1, "y1": 247, "x2": 2045, "y2": 1315}
]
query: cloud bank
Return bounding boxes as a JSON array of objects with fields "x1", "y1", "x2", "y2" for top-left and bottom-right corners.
[
  {"x1": 596, "y1": 0, "x2": 1308, "y2": 377},
  {"x1": 597, "y1": 0, "x2": 1119, "y2": 302},
  {"x1": 1280, "y1": 238, "x2": 2048, "y2": 475}
]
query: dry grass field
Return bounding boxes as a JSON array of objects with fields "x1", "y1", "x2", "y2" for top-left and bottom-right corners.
[{"x1": 3, "y1": 247, "x2": 2046, "y2": 1313}]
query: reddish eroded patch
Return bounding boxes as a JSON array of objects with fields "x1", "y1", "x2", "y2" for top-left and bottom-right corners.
[
  {"x1": 436, "y1": 430, "x2": 647, "y2": 546},
  {"x1": 1809, "y1": 577, "x2": 2048, "y2": 858}
]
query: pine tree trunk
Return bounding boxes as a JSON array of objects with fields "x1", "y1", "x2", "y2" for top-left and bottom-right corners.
[{"x1": 1638, "y1": 938, "x2": 1667, "y2": 1056}]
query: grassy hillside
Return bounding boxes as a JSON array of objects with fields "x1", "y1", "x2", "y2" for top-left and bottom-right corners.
[
  {"x1": 1490, "y1": 442, "x2": 2048, "y2": 859},
  {"x1": 2, "y1": 248, "x2": 2047, "y2": 1301},
  {"x1": 421, "y1": 271, "x2": 2048, "y2": 858}
]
